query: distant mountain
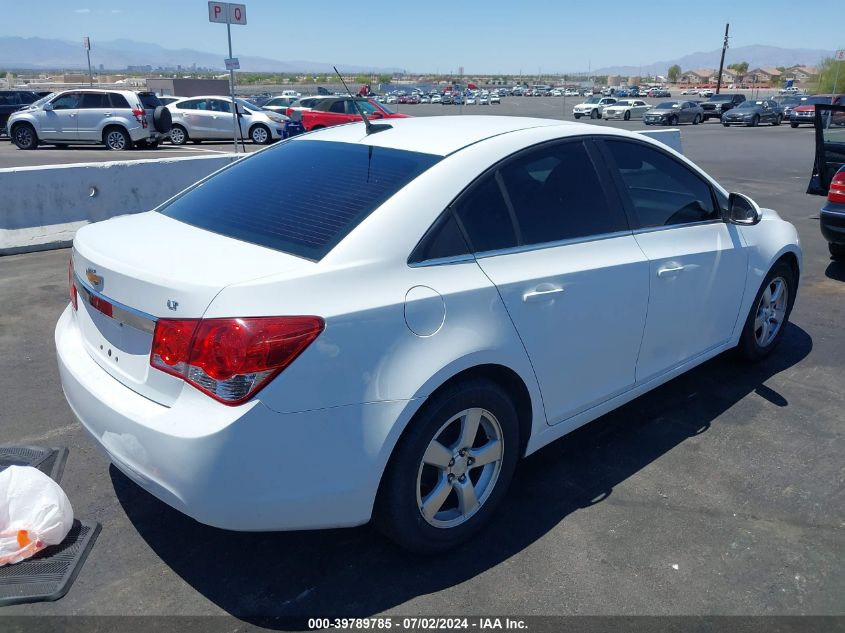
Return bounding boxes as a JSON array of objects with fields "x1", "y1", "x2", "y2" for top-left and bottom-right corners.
[
  {"x1": 591, "y1": 45, "x2": 833, "y2": 77},
  {"x1": 0, "y1": 36, "x2": 400, "y2": 74}
]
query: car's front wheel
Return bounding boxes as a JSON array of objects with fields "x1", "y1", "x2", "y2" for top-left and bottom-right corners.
[
  {"x1": 737, "y1": 260, "x2": 796, "y2": 361},
  {"x1": 12, "y1": 123, "x2": 38, "y2": 150},
  {"x1": 250, "y1": 124, "x2": 271, "y2": 145},
  {"x1": 790, "y1": 122, "x2": 799, "y2": 129},
  {"x1": 375, "y1": 379, "x2": 519, "y2": 553}
]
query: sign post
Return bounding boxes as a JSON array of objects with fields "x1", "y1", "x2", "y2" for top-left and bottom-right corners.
[
  {"x1": 83, "y1": 37, "x2": 93, "y2": 87},
  {"x1": 833, "y1": 49, "x2": 845, "y2": 103},
  {"x1": 208, "y1": 2, "x2": 247, "y2": 154}
]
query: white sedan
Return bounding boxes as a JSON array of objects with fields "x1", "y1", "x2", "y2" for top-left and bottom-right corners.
[
  {"x1": 57, "y1": 116, "x2": 801, "y2": 552},
  {"x1": 601, "y1": 99, "x2": 651, "y2": 120}
]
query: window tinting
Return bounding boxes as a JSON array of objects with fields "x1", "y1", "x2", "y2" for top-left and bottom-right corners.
[
  {"x1": 137, "y1": 92, "x2": 162, "y2": 109},
  {"x1": 177, "y1": 100, "x2": 201, "y2": 110},
  {"x1": 80, "y1": 93, "x2": 109, "y2": 109},
  {"x1": 498, "y1": 140, "x2": 626, "y2": 245},
  {"x1": 452, "y1": 174, "x2": 518, "y2": 252},
  {"x1": 409, "y1": 211, "x2": 470, "y2": 263},
  {"x1": 51, "y1": 93, "x2": 81, "y2": 110},
  {"x1": 160, "y1": 140, "x2": 441, "y2": 261},
  {"x1": 0, "y1": 92, "x2": 20, "y2": 105},
  {"x1": 604, "y1": 139, "x2": 717, "y2": 228},
  {"x1": 109, "y1": 93, "x2": 130, "y2": 109}
]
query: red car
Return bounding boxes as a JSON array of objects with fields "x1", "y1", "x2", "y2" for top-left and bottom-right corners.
[
  {"x1": 790, "y1": 94, "x2": 844, "y2": 128},
  {"x1": 292, "y1": 97, "x2": 408, "y2": 131}
]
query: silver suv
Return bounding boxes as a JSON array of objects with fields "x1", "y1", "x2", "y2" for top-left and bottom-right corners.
[{"x1": 7, "y1": 89, "x2": 172, "y2": 151}]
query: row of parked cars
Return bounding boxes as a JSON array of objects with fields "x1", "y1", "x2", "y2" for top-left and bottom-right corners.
[
  {"x1": 3, "y1": 88, "x2": 410, "y2": 150},
  {"x1": 574, "y1": 92, "x2": 845, "y2": 127}
]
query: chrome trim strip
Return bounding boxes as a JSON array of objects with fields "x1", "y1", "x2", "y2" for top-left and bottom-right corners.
[
  {"x1": 408, "y1": 254, "x2": 476, "y2": 268},
  {"x1": 473, "y1": 229, "x2": 634, "y2": 260},
  {"x1": 631, "y1": 219, "x2": 725, "y2": 236},
  {"x1": 73, "y1": 274, "x2": 158, "y2": 335}
]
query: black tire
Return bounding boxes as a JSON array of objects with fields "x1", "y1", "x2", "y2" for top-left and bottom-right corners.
[
  {"x1": 737, "y1": 260, "x2": 797, "y2": 362},
  {"x1": 590, "y1": 109, "x2": 598, "y2": 119},
  {"x1": 153, "y1": 106, "x2": 172, "y2": 133},
  {"x1": 747, "y1": 115, "x2": 759, "y2": 127},
  {"x1": 103, "y1": 126, "x2": 131, "y2": 151},
  {"x1": 830, "y1": 242, "x2": 845, "y2": 260},
  {"x1": 168, "y1": 124, "x2": 188, "y2": 145},
  {"x1": 250, "y1": 123, "x2": 272, "y2": 145},
  {"x1": 574, "y1": 114, "x2": 582, "y2": 119},
  {"x1": 790, "y1": 122, "x2": 799, "y2": 129},
  {"x1": 669, "y1": 115, "x2": 679, "y2": 126},
  {"x1": 374, "y1": 379, "x2": 520, "y2": 553},
  {"x1": 773, "y1": 115, "x2": 782, "y2": 126},
  {"x1": 693, "y1": 114, "x2": 701, "y2": 125},
  {"x1": 723, "y1": 122, "x2": 730, "y2": 127},
  {"x1": 623, "y1": 110, "x2": 631, "y2": 121},
  {"x1": 11, "y1": 123, "x2": 37, "y2": 150}
]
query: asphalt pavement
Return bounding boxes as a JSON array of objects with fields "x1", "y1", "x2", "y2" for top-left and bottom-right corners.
[{"x1": 0, "y1": 100, "x2": 842, "y2": 629}]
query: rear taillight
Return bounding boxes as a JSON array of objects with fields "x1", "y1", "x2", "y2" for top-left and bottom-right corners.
[
  {"x1": 829, "y1": 171, "x2": 845, "y2": 205},
  {"x1": 132, "y1": 107, "x2": 147, "y2": 128},
  {"x1": 151, "y1": 316, "x2": 324, "y2": 405},
  {"x1": 68, "y1": 257, "x2": 78, "y2": 310}
]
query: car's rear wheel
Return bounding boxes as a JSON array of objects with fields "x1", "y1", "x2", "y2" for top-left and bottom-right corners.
[
  {"x1": 103, "y1": 126, "x2": 131, "y2": 151},
  {"x1": 693, "y1": 114, "x2": 701, "y2": 125},
  {"x1": 748, "y1": 115, "x2": 760, "y2": 127},
  {"x1": 773, "y1": 115, "x2": 782, "y2": 126},
  {"x1": 375, "y1": 379, "x2": 519, "y2": 553},
  {"x1": 737, "y1": 261, "x2": 796, "y2": 361},
  {"x1": 250, "y1": 124, "x2": 271, "y2": 145},
  {"x1": 829, "y1": 242, "x2": 845, "y2": 260},
  {"x1": 12, "y1": 123, "x2": 37, "y2": 150},
  {"x1": 169, "y1": 125, "x2": 188, "y2": 145}
]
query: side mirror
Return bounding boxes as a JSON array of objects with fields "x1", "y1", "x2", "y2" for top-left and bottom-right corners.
[
  {"x1": 43, "y1": 102, "x2": 53, "y2": 111},
  {"x1": 727, "y1": 192, "x2": 762, "y2": 225}
]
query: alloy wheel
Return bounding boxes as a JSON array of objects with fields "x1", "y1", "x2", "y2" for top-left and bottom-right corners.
[
  {"x1": 754, "y1": 276, "x2": 788, "y2": 347},
  {"x1": 14, "y1": 126, "x2": 34, "y2": 148},
  {"x1": 252, "y1": 126, "x2": 269, "y2": 144},
  {"x1": 106, "y1": 130, "x2": 127, "y2": 150},
  {"x1": 416, "y1": 407, "x2": 504, "y2": 529}
]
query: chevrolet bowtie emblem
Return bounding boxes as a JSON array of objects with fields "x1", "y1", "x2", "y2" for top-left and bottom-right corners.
[{"x1": 86, "y1": 268, "x2": 103, "y2": 287}]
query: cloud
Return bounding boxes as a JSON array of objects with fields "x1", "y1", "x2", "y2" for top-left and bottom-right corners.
[{"x1": 74, "y1": 8, "x2": 91, "y2": 13}]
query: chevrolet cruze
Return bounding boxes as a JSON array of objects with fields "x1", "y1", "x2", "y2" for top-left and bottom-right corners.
[{"x1": 57, "y1": 116, "x2": 801, "y2": 552}]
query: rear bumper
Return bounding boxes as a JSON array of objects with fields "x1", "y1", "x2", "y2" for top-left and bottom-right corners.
[
  {"x1": 55, "y1": 305, "x2": 404, "y2": 531},
  {"x1": 821, "y1": 204, "x2": 845, "y2": 244}
]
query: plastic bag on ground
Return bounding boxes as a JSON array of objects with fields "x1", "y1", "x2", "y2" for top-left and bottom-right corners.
[{"x1": 0, "y1": 465, "x2": 73, "y2": 566}]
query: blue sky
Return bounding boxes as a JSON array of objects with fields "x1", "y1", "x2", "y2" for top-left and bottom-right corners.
[{"x1": 4, "y1": 0, "x2": 842, "y2": 72}]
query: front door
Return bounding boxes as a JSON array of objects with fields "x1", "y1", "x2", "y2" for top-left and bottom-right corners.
[
  {"x1": 452, "y1": 139, "x2": 650, "y2": 425},
  {"x1": 39, "y1": 92, "x2": 81, "y2": 141},
  {"x1": 600, "y1": 138, "x2": 747, "y2": 382}
]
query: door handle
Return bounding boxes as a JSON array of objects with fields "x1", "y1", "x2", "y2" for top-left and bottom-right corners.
[
  {"x1": 523, "y1": 287, "x2": 565, "y2": 303},
  {"x1": 657, "y1": 264, "x2": 685, "y2": 277},
  {"x1": 103, "y1": 112, "x2": 112, "y2": 116}
]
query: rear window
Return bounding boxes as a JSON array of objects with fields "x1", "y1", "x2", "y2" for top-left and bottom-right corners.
[
  {"x1": 160, "y1": 140, "x2": 442, "y2": 260},
  {"x1": 137, "y1": 92, "x2": 162, "y2": 109}
]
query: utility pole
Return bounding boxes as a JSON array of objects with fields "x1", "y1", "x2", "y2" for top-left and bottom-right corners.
[
  {"x1": 83, "y1": 37, "x2": 93, "y2": 86},
  {"x1": 716, "y1": 23, "x2": 729, "y2": 95}
]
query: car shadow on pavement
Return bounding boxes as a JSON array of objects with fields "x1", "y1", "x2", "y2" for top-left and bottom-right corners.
[
  {"x1": 112, "y1": 323, "x2": 811, "y2": 630},
  {"x1": 824, "y1": 260, "x2": 845, "y2": 282}
]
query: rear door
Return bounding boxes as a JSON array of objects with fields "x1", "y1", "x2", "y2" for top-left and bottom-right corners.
[
  {"x1": 455, "y1": 139, "x2": 650, "y2": 425},
  {"x1": 808, "y1": 104, "x2": 845, "y2": 195},
  {"x1": 599, "y1": 138, "x2": 747, "y2": 382},
  {"x1": 76, "y1": 92, "x2": 111, "y2": 141},
  {"x1": 206, "y1": 98, "x2": 239, "y2": 139}
]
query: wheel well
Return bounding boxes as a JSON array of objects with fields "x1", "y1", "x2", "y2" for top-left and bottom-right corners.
[
  {"x1": 10, "y1": 121, "x2": 34, "y2": 134},
  {"x1": 776, "y1": 251, "x2": 800, "y2": 282},
  {"x1": 421, "y1": 364, "x2": 533, "y2": 458}
]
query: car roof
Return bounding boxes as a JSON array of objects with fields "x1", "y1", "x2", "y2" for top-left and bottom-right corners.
[{"x1": 297, "y1": 115, "x2": 630, "y2": 157}]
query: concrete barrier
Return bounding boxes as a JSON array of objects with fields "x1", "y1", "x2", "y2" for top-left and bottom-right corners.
[
  {"x1": 0, "y1": 154, "x2": 238, "y2": 256},
  {"x1": 637, "y1": 128, "x2": 682, "y2": 154}
]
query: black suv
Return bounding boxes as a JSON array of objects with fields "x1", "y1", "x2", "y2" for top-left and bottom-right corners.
[
  {"x1": 0, "y1": 90, "x2": 40, "y2": 135},
  {"x1": 700, "y1": 93, "x2": 746, "y2": 121}
]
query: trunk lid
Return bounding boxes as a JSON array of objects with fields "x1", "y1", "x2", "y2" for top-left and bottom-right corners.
[{"x1": 71, "y1": 212, "x2": 313, "y2": 405}]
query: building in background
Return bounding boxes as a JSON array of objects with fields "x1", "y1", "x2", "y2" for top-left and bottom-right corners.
[{"x1": 146, "y1": 78, "x2": 230, "y2": 97}]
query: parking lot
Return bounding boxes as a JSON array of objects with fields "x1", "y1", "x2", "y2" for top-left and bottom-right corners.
[{"x1": 1, "y1": 99, "x2": 842, "y2": 627}]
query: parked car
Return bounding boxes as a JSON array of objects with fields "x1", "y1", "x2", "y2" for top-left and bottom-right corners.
[
  {"x1": 489, "y1": 94, "x2": 501, "y2": 104},
  {"x1": 261, "y1": 96, "x2": 300, "y2": 114},
  {"x1": 572, "y1": 96, "x2": 617, "y2": 119},
  {"x1": 775, "y1": 95, "x2": 804, "y2": 121},
  {"x1": 601, "y1": 99, "x2": 650, "y2": 121},
  {"x1": 680, "y1": 88, "x2": 697, "y2": 95},
  {"x1": 157, "y1": 96, "x2": 183, "y2": 106},
  {"x1": 0, "y1": 89, "x2": 41, "y2": 135},
  {"x1": 721, "y1": 100, "x2": 784, "y2": 126},
  {"x1": 431, "y1": 94, "x2": 442, "y2": 104},
  {"x1": 698, "y1": 89, "x2": 715, "y2": 98},
  {"x1": 700, "y1": 93, "x2": 746, "y2": 121},
  {"x1": 643, "y1": 101, "x2": 704, "y2": 125},
  {"x1": 167, "y1": 96, "x2": 288, "y2": 145},
  {"x1": 58, "y1": 116, "x2": 801, "y2": 553},
  {"x1": 648, "y1": 88, "x2": 671, "y2": 98},
  {"x1": 296, "y1": 97, "x2": 408, "y2": 132},
  {"x1": 806, "y1": 103, "x2": 845, "y2": 259},
  {"x1": 8, "y1": 89, "x2": 171, "y2": 150},
  {"x1": 790, "y1": 95, "x2": 845, "y2": 127}
]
